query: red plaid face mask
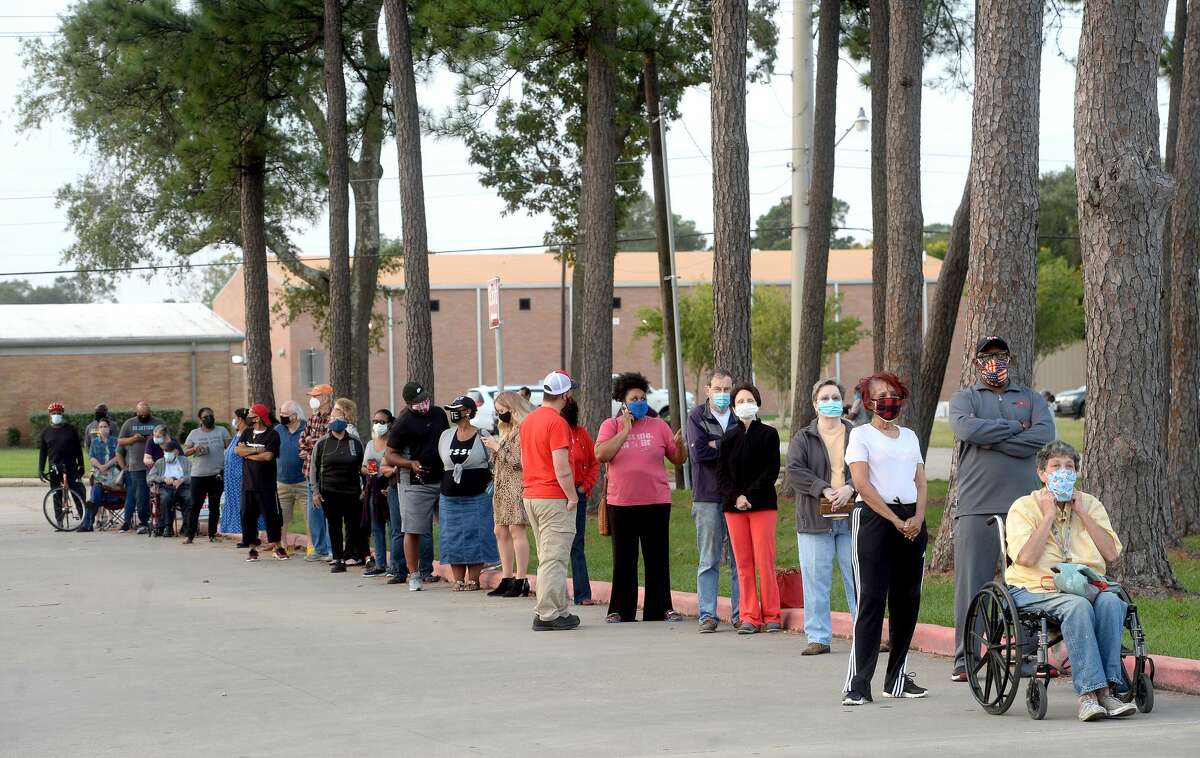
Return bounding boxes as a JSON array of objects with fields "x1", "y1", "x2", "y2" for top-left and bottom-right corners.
[{"x1": 872, "y1": 396, "x2": 903, "y2": 421}]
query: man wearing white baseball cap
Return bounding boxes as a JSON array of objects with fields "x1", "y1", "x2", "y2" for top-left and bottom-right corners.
[{"x1": 520, "y1": 370, "x2": 581, "y2": 630}]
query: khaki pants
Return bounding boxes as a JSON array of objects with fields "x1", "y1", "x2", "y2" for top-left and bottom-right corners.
[
  {"x1": 277, "y1": 481, "x2": 306, "y2": 538},
  {"x1": 524, "y1": 498, "x2": 576, "y2": 621}
]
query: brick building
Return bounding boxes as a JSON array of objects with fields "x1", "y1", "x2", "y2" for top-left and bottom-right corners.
[
  {"x1": 0, "y1": 303, "x2": 245, "y2": 435},
  {"x1": 212, "y1": 248, "x2": 969, "y2": 415}
]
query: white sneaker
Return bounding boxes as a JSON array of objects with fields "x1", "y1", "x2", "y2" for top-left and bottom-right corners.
[
  {"x1": 1078, "y1": 695, "x2": 1107, "y2": 722},
  {"x1": 408, "y1": 575, "x2": 423, "y2": 592},
  {"x1": 1098, "y1": 692, "x2": 1136, "y2": 718}
]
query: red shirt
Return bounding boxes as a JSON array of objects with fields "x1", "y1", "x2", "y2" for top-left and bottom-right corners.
[
  {"x1": 520, "y1": 406, "x2": 573, "y2": 499},
  {"x1": 569, "y1": 426, "x2": 599, "y2": 495}
]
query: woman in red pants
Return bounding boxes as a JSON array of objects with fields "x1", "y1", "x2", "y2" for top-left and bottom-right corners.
[{"x1": 718, "y1": 383, "x2": 781, "y2": 634}]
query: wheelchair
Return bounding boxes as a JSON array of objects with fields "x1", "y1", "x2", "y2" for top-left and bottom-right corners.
[{"x1": 963, "y1": 516, "x2": 1155, "y2": 720}]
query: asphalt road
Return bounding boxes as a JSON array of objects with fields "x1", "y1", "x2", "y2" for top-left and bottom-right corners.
[{"x1": 2, "y1": 486, "x2": 1197, "y2": 757}]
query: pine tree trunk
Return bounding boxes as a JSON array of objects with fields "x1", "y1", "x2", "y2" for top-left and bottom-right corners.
[
  {"x1": 790, "y1": 0, "x2": 839, "y2": 432},
  {"x1": 882, "y1": 0, "x2": 922, "y2": 404},
  {"x1": 570, "y1": 257, "x2": 584, "y2": 380},
  {"x1": 239, "y1": 148, "x2": 276, "y2": 411},
  {"x1": 1162, "y1": 0, "x2": 1186, "y2": 541},
  {"x1": 325, "y1": 0, "x2": 353, "y2": 398},
  {"x1": 1169, "y1": 3, "x2": 1200, "y2": 537},
  {"x1": 578, "y1": 18, "x2": 619, "y2": 434},
  {"x1": 710, "y1": 0, "x2": 753, "y2": 381},
  {"x1": 870, "y1": 0, "x2": 889, "y2": 372},
  {"x1": 384, "y1": 0, "x2": 434, "y2": 395},
  {"x1": 1075, "y1": 0, "x2": 1179, "y2": 590}
]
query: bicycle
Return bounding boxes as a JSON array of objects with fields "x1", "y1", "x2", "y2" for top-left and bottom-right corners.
[{"x1": 42, "y1": 465, "x2": 85, "y2": 532}]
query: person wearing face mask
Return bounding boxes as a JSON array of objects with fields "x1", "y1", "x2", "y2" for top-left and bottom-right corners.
[
  {"x1": 310, "y1": 409, "x2": 366, "y2": 573},
  {"x1": 148, "y1": 439, "x2": 191, "y2": 537},
  {"x1": 435, "y1": 396, "x2": 499, "y2": 590},
  {"x1": 686, "y1": 368, "x2": 740, "y2": 633},
  {"x1": 595, "y1": 371, "x2": 688, "y2": 624},
  {"x1": 235, "y1": 403, "x2": 287, "y2": 561},
  {"x1": 1005, "y1": 440, "x2": 1133, "y2": 722},
  {"x1": 482, "y1": 391, "x2": 536, "y2": 597},
  {"x1": 842, "y1": 372, "x2": 928, "y2": 705},
  {"x1": 118, "y1": 401, "x2": 164, "y2": 533},
  {"x1": 270, "y1": 400, "x2": 307, "y2": 551},
  {"x1": 82, "y1": 418, "x2": 120, "y2": 531},
  {"x1": 362, "y1": 408, "x2": 396, "y2": 577},
  {"x1": 298, "y1": 384, "x2": 335, "y2": 561},
  {"x1": 220, "y1": 408, "x2": 250, "y2": 536},
  {"x1": 786, "y1": 378, "x2": 858, "y2": 653},
  {"x1": 385, "y1": 381, "x2": 451, "y2": 591},
  {"x1": 947, "y1": 336, "x2": 1054, "y2": 682},
  {"x1": 142, "y1": 424, "x2": 172, "y2": 469},
  {"x1": 38, "y1": 402, "x2": 85, "y2": 528},
  {"x1": 183, "y1": 406, "x2": 231, "y2": 543},
  {"x1": 563, "y1": 394, "x2": 599, "y2": 606},
  {"x1": 717, "y1": 384, "x2": 781, "y2": 635}
]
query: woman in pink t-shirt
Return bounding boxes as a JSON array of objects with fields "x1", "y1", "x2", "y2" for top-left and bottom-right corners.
[{"x1": 595, "y1": 372, "x2": 689, "y2": 623}]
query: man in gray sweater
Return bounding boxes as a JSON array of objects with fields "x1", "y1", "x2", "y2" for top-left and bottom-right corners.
[{"x1": 949, "y1": 336, "x2": 1054, "y2": 681}]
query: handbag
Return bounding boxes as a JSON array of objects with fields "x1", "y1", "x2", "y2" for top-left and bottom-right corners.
[
  {"x1": 597, "y1": 465, "x2": 611, "y2": 537},
  {"x1": 1051, "y1": 562, "x2": 1119, "y2": 602},
  {"x1": 820, "y1": 495, "x2": 850, "y2": 520}
]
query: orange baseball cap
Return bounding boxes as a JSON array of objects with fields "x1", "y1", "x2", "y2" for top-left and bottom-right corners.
[{"x1": 307, "y1": 383, "x2": 334, "y2": 397}]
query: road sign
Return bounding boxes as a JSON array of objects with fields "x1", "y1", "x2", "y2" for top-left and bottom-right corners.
[{"x1": 488, "y1": 277, "x2": 501, "y2": 329}]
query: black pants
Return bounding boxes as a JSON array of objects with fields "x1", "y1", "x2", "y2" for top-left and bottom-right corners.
[
  {"x1": 186, "y1": 474, "x2": 223, "y2": 539},
  {"x1": 607, "y1": 503, "x2": 672, "y2": 621},
  {"x1": 321, "y1": 489, "x2": 364, "y2": 562},
  {"x1": 49, "y1": 471, "x2": 85, "y2": 522},
  {"x1": 155, "y1": 484, "x2": 187, "y2": 534},
  {"x1": 241, "y1": 489, "x2": 282, "y2": 545},
  {"x1": 845, "y1": 503, "x2": 928, "y2": 698}
]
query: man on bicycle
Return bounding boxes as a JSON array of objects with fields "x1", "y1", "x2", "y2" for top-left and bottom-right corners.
[{"x1": 38, "y1": 402, "x2": 85, "y2": 526}]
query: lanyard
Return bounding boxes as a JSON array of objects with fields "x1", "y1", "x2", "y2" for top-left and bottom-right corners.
[{"x1": 1050, "y1": 508, "x2": 1073, "y2": 562}]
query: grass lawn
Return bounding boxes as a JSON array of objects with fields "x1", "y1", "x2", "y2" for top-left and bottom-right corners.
[
  {"x1": 928, "y1": 416, "x2": 1084, "y2": 450},
  {"x1": 0, "y1": 448, "x2": 39, "y2": 478}
]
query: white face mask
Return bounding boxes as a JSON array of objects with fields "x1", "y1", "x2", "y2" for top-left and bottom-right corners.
[
  {"x1": 734, "y1": 402, "x2": 759, "y2": 420},
  {"x1": 50, "y1": 414, "x2": 64, "y2": 425},
  {"x1": 309, "y1": 397, "x2": 321, "y2": 411},
  {"x1": 372, "y1": 422, "x2": 389, "y2": 438}
]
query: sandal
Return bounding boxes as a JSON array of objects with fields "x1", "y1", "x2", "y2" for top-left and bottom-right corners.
[
  {"x1": 606, "y1": 613, "x2": 624, "y2": 623},
  {"x1": 465, "y1": 580, "x2": 480, "y2": 591},
  {"x1": 452, "y1": 580, "x2": 466, "y2": 592}
]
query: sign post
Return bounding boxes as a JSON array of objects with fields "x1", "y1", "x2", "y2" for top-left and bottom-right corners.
[{"x1": 488, "y1": 277, "x2": 504, "y2": 389}]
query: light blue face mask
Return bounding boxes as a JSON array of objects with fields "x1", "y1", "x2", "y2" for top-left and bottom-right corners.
[
  {"x1": 1047, "y1": 468, "x2": 1077, "y2": 502},
  {"x1": 711, "y1": 392, "x2": 731, "y2": 410},
  {"x1": 816, "y1": 399, "x2": 843, "y2": 418}
]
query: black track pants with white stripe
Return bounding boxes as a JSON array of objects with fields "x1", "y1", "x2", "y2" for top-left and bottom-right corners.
[{"x1": 844, "y1": 503, "x2": 927, "y2": 698}]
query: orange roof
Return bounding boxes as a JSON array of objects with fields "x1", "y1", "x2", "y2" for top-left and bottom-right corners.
[{"x1": 266, "y1": 248, "x2": 943, "y2": 289}]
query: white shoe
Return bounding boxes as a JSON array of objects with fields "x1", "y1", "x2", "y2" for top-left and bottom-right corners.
[
  {"x1": 408, "y1": 575, "x2": 423, "y2": 592},
  {"x1": 1078, "y1": 695, "x2": 1107, "y2": 722},
  {"x1": 1098, "y1": 692, "x2": 1136, "y2": 718}
]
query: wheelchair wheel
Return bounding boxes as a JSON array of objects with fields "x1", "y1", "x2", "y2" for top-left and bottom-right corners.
[
  {"x1": 1135, "y1": 671, "x2": 1154, "y2": 713},
  {"x1": 43, "y1": 487, "x2": 84, "y2": 532},
  {"x1": 964, "y1": 582, "x2": 1022, "y2": 715},
  {"x1": 1026, "y1": 679, "x2": 1048, "y2": 720}
]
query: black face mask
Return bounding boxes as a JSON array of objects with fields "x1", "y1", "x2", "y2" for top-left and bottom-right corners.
[
  {"x1": 95, "y1": 410, "x2": 106, "y2": 421},
  {"x1": 497, "y1": 411, "x2": 513, "y2": 425},
  {"x1": 278, "y1": 415, "x2": 291, "y2": 426},
  {"x1": 138, "y1": 413, "x2": 151, "y2": 422},
  {"x1": 561, "y1": 397, "x2": 579, "y2": 428},
  {"x1": 200, "y1": 415, "x2": 215, "y2": 429},
  {"x1": 448, "y1": 410, "x2": 467, "y2": 423}
]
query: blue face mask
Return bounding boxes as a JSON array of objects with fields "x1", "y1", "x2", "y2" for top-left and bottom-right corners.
[
  {"x1": 329, "y1": 418, "x2": 348, "y2": 434},
  {"x1": 627, "y1": 400, "x2": 650, "y2": 419},
  {"x1": 816, "y1": 399, "x2": 843, "y2": 418},
  {"x1": 1046, "y1": 468, "x2": 1077, "y2": 502},
  {"x1": 711, "y1": 392, "x2": 731, "y2": 411},
  {"x1": 164, "y1": 452, "x2": 178, "y2": 463}
]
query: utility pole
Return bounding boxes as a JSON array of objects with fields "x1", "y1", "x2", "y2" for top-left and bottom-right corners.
[{"x1": 789, "y1": 0, "x2": 814, "y2": 418}]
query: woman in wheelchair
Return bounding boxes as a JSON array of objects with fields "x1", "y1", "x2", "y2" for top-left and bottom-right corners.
[{"x1": 1005, "y1": 440, "x2": 1136, "y2": 722}]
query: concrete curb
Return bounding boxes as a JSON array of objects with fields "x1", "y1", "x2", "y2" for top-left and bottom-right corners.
[{"x1": 0, "y1": 478, "x2": 43, "y2": 487}]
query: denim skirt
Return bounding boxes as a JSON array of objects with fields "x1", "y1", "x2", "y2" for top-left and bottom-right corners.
[{"x1": 438, "y1": 491, "x2": 500, "y2": 565}]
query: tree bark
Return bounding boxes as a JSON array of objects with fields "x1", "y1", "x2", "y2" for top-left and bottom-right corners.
[
  {"x1": 710, "y1": 0, "x2": 753, "y2": 381},
  {"x1": 882, "y1": 0, "x2": 923, "y2": 406},
  {"x1": 870, "y1": 0, "x2": 889, "y2": 372},
  {"x1": 1169, "y1": 2, "x2": 1200, "y2": 538},
  {"x1": 570, "y1": 257, "x2": 584, "y2": 380},
  {"x1": 325, "y1": 0, "x2": 353, "y2": 398},
  {"x1": 578, "y1": 17, "x2": 619, "y2": 434},
  {"x1": 1075, "y1": 0, "x2": 1179, "y2": 590},
  {"x1": 239, "y1": 146, "x2": 276, "y2": 412},
  {"x1": 790, "y1": 0, "x2": 839, "y2": 433},
  {"x1": 1166, "y1": 0, "x2": 1188, "y2": 175},
  {"x1": 384, "y1": 0, "x2": 434, "y2": 396}
]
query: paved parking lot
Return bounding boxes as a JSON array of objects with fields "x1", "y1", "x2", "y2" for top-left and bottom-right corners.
[{"x1": 2, "y1": 486, "x2": 1198, "y2": 757}]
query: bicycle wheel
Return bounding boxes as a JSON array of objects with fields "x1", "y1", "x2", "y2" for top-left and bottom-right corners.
[{"x1": 43, "y1": 487, "x2": 84, "y2": 532}]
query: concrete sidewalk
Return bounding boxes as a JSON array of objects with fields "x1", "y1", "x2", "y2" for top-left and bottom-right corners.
[{"x1": 2, "y1": 486, "x2": 1197, "y2": 757}]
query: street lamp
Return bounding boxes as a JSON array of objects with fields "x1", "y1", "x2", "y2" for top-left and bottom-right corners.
[{"x1": 835, "y1": 107, "x2": 870, "y2": 147}]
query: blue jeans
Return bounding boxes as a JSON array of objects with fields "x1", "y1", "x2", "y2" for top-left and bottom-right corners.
[
  {"x1": 370, "y1": 491, "x2": 388, "y2": 572},
  {"x1": 1010, "y1": 587, "x2": 1128, "y2": 695},
  {"x1": 797, "y1": 519, "x2": 857, "y2": 645},
  {"x1": 387, "y1": 483, "x2": 435, "y2": 579},
  {"x1": 122, "y1": 470, "x2": 149, "y2": 528},
  {"x1": 693, "y1": 501, "x2": 739, "y2": 624},
  {"x1": 307, "y1": 482, "x2": 331, "y2": 556},
  {"x1": 571, "y1": 488, "x2": 591, "y2": 601}
]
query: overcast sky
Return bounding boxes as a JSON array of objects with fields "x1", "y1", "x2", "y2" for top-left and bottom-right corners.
[{"x1": 0, "y1": 2, "x2": 1176, "y2": 304}]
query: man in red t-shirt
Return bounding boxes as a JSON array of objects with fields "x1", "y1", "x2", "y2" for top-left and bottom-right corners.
[{"x1": 520, "y1": 370, "x2": 581, "y2": 631}]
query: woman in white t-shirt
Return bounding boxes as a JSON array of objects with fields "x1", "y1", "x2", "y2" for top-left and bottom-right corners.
[{"x1": 841, "y1": 371, "x2": 929, "y2": 707}]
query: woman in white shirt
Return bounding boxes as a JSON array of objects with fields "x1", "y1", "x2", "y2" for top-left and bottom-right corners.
[{"x1": 842, "y1": 371, "x2": 928, "y2": 706}]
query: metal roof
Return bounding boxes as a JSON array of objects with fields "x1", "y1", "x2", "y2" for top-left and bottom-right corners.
[{"x1": 0, "y1": 303, "x2": 245, "y2": 347}]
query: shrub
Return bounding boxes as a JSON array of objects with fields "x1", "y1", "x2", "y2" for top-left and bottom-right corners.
[
  {"x1": 28, "y1": 409, "x2": 185, "y2": 445},
  {"x1": 6, "y1": 426, "x2": 19, "y2": 448}
]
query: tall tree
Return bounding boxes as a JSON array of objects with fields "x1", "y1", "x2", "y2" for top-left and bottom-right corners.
[
  {"x1": 711, "y1": 0, "x2": 754, "y2": 381},
  {"x1": 1075, "y1": 0, "x2": 1178, "y2": 589},
  {"x1": 325, "y1": 0, "x2": 353, "y2": 397},
  {"x1": 882, "y1": 0, "x2": 923, "y2": 404},
  {"x1": 384, "y1": 0, "x2": 435, "y2": 395},
  {"x1": 790, "y1": 0, "x2": 841, "y2": 432},
  {"x1": 616, "y1": 194, "x2": 707, "y2": 251},
  {"x1": 0, "y1": 276, "x2": 93, "y2": 305},
  {"x1": 753, "y1": 196, "x2": 855, "y2": 249},
  {"x1": 1169, "y1": 1, "x2": 1200, "y2": 538},
  {"x1": 869, "y1": 0, "x2": 890, "y2": 372}
]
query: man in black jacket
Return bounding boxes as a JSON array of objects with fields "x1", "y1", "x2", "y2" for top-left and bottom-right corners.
[{"x1": 38, "y1": 401, "x2": 85, "y2": 526}]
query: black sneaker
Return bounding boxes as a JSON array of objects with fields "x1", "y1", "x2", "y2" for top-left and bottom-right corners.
[
  {"x1": 330, "y1": 561, "x2": 347, "y2": 573},
  {"x1": 236, "y1": 542, "x2": 250, "y2": 549},
  {"x1": 136, "y1": 526, "x2": 149, "y2": 535},
  {"x1": 532, "y1": 614, "x2": 581, "y2": 631},
  {"x1": 246, "y1": 548, "x2": 259, "y2": 562},
  {"x1": 386, "y1": 575, "x2": 408, "y2": 585},
  {"x1": 363, "y1": 567, "x2": 386, "y2": 577},
  {"x1": 883, "y1": 674, "x2": 928, "y2": 699},
  {"x1": 119, "y1": 524, "x2": 131, "y2": 533},
  {"x1": 842, "y1": 690, "x2": 871, "y2": 706}
]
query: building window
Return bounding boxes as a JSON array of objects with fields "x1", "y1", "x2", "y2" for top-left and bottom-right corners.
[
  {"x1": 519, "y1": 298, "x2": 531, "y2": 311},
  {"x1": 429, "y1": 299, "x2": 440, "y2": 312},
  {"x1": 300, "y1": 348, "x2": 326, "y2": 388},
  {"x1": 612, "y1": 296, "x2": 622, "y2": 310}
]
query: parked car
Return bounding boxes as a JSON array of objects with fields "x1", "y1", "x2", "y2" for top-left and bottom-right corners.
[
  {"x1": 1053, "y1": 385, "x2": 1086, "y2": 418},
  {"x1": 465, "y1": 384, "x2": 543, "y2": 433}
]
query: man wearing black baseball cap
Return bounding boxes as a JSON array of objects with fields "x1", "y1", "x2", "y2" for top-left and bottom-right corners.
[
  {"x1": 385, "y1": 381, "x2": 450, "y2": 591},
  {"x1": 947, "y1": 335, "x2": 1054, "y2": 682}
]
